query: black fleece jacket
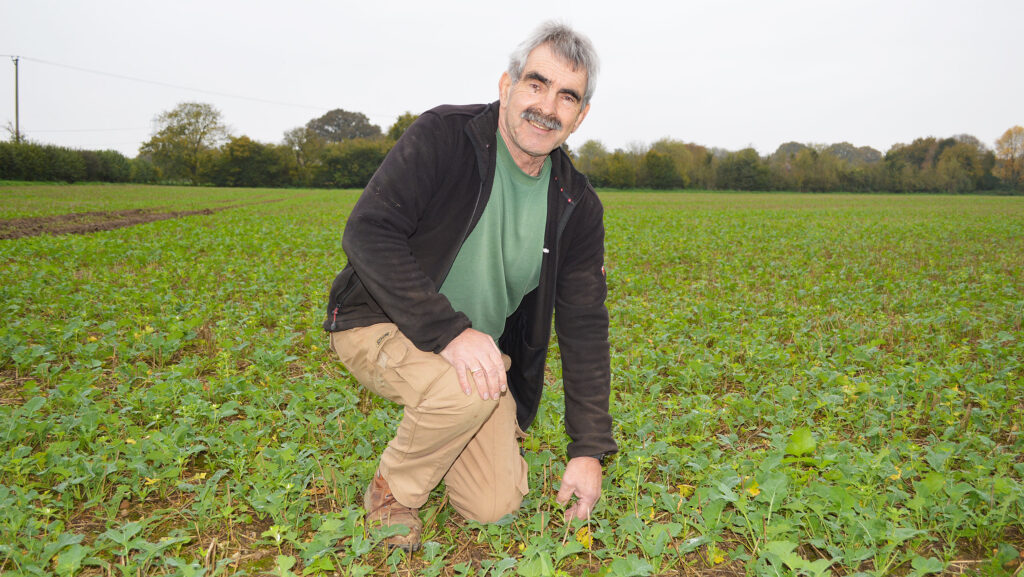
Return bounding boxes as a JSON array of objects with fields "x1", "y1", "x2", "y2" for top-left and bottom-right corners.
[{"x1": 324, "y1": 101, "x2": 616, "y2": 460}]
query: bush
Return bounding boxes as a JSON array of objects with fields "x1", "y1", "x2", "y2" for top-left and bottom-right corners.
[
  {"x1": 202, "y1": 136, "x2": 295, "y2": 188},
  {"x1": 313, "y1": 138, "x2": 391, "y2": 188},
  {"x1": 0, "y1": 141, "x2": 129, "y2": 183},
  {"x1": 129, "y1": 157, "x2": 159, "y2": 184},
  {"x1": 81, "y1": 150, "x2": 132, "y2": 182}
]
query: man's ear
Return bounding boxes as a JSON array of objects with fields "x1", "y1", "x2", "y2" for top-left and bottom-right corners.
[
  {"x1": 570, "y1": 102, "x2": 591, "y2": 134},
  {"x1": 498, "y1": 72, "x2": 511, "y2": 106}
]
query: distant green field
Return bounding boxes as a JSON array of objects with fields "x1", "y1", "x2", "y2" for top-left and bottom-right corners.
[
  {"x1": 1, "y1": 184, "x2": 1022, "y2": 576},
  {"x1": 0, "y1": 184, "x2": 295, "y2": 219}
]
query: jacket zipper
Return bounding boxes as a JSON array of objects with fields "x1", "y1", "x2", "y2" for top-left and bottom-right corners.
[{"x1": 329, "y1": 274, "x2": 361, "y2": 331}]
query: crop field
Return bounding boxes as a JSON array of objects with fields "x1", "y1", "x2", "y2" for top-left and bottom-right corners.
[{"x1": 1, "y1": 184, "x2": 1022, "y2": 576}]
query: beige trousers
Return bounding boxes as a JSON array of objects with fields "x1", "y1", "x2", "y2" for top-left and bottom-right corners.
[{"x1": 330, "y1": 323, "x2": 529, "y2": 523}]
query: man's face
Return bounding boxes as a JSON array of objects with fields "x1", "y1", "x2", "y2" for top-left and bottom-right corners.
[{"x1": 498, "y1": 43, "x2": 590, "y2": 174}]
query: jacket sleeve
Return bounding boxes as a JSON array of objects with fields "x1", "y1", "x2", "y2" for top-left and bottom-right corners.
[
  {"x1": 554, "y1": 193, "x2": 618, "y2": 460},
  {"x1": 341, "y1": 112, "x2": 471, "y2": 353}
]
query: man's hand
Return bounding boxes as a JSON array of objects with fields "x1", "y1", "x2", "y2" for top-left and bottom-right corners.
[
  {"x1": 439, "y1": 328, "x2": 508, "y2": 400},
  {"x1": 556, "y1": 456, "x2": 602, "y2": 521}
]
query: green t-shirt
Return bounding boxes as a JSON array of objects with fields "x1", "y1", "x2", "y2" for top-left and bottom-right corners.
[{"x1": 438, "y1": 131, "x2": 550, "y2": 341}]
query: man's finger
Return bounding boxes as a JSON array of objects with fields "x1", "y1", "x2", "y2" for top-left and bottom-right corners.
[
  {"x1": 471, "y1": 355, "x2": 505, "y2": 400},
  {"x1": 565, "y1": 499, "x2": 593, "y2": 521},
  {"x1": 556, "y1": 482, "x2": 574, "y2": 506},
  {"x1": 456, "y1": 362, "x2": 473, "y2": 395},
  {"x1": 573, "y1": 497, "x2": 594, "y2": 520},
  {"x1": 486, "y1": 365, "x2": 504, "y2": 399},
  {"x1": 440, "y1": 328, "x2": 505, "y2": 397},
  {"x1": 495, "y1": 357, "x2": 508, "y2": 392},
  {"x1": 472, "y1": 367, "x2": 492, "y2": 400}
]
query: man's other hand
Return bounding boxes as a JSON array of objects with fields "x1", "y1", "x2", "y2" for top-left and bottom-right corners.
[
  {"x1": 440, "y1": 328, "x2": 508, "y2": 400},
  {"x1": 557, "y1": 456, "x2": 602, "y2": 521}
]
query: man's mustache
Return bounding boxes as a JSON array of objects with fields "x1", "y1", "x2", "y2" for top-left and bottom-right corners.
[{"x1": 521, "y1": 108, "x2": 562, "y2": 131}]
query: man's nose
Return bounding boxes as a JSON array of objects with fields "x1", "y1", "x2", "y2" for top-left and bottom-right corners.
[{"x1": 538, "y1": 90, "x2": 559, "y2": 115}]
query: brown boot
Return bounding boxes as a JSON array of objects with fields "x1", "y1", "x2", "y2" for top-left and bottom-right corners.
[{"x1": 363, "y1": 472, "x2": 422, "y2": 552}]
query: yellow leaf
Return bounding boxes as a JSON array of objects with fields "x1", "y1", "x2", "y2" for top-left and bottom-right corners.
[{"x1": 575, "y1": 526, "x2": 593, "y2": 549}]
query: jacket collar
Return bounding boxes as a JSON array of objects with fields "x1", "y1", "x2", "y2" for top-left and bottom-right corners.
[{"x1": 465, "y1": 101, "x2": 500, "y2": 181}]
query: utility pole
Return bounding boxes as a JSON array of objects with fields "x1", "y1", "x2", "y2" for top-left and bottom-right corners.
[{"x1": 11, "y1": 56, "x2": 20, "y2": 143}]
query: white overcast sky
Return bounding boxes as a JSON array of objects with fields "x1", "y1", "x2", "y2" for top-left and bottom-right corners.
[{"x1": 2, "y1": 0, "x2": 1022, "y2": 158}]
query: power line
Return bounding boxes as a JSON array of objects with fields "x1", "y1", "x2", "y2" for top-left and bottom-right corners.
[
  {"x1": 1, "y1": 54, "x2": 404, "y2": 152},
  {"x1": 28, "y1": 127, "x2": 149, "y2": 133},
  {"x1": 13, "y1": 55, "x2": 333, "y2": 112},
  {"x1": 1, "y1": 54, "x2": 405, "y2": 123}
]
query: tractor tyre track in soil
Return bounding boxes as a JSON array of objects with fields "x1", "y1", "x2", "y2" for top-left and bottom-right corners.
[{"x1": 0, "y1": 200, "x2": 281, "y2": 240}]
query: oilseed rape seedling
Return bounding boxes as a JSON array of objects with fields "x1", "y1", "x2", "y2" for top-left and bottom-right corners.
[{"x1": 1, "y1": 185, "x2": 1022, "y2": 575}]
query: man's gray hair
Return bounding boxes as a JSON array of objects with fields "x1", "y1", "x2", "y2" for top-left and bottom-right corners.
[{"x1": 507, "y1": 21, "x2": 599, "y2": 107}]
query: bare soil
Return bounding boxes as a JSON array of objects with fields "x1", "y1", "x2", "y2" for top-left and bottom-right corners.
[{"x1": 0, "y1": 208, "x2": 226, "y2": 240}]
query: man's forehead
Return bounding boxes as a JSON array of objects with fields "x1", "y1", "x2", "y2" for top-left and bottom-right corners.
[{"x1": 522, "y1": 44, "x2": 588, "y2": 87}]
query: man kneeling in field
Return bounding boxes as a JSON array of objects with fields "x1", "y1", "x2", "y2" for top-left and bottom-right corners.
[{"x1": 323, "y1": 21, "x2": 616, "y2": 551}]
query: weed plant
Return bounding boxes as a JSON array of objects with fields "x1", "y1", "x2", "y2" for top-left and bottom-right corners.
[{"x1": 0, "y1": 186, "x2": 1022, "y2": 576}]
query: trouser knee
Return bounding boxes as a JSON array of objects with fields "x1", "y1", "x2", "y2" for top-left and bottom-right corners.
[
  {"x1": 420, "y1": 382, "x2": 498, "y2": 427},
  {"x1": 452, "y1": 489, "x2": 524, "y2": 524}
]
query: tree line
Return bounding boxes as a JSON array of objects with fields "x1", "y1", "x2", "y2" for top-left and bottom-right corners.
[
  {"x1": 2, "y1": 101, "x2": 1022, "y2": 193},
  {"x1": 577, "y1": 131, "x2": 1024, "y2": 194},
  {"x1": 0, "y1": 103, "x2": 414, "y2": 188}
]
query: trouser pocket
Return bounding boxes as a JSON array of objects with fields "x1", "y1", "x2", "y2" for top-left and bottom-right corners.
[{"x1": 331, "y1": 323, "x2": 450, "y2": 408}]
